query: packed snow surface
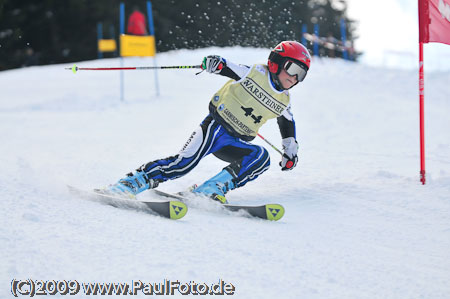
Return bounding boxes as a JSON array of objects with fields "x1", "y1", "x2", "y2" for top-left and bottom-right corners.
[{"x1": 1, "y1": 47, "x2": 449, "y2": 298}]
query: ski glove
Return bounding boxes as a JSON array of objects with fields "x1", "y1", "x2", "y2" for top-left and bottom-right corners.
[
  {"x1": 201, "y1": 55, "x2": 226, "y2": 74},
  {"x1": 280, "y1": 137, "x2": 299, "y2": 171}
]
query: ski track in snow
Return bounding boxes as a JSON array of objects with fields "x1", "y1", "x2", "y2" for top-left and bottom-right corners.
[{"x1": 1, "y1": 47, "x2": 449, "y2": 298}]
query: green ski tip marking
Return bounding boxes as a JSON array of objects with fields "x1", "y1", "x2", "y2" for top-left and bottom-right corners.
[
  {"x1": 169, "y1": 201, "x2": 188, "y2": 220},
  {"x1": 72, "y1": 64, "x2": 78, "y2": 74},
  {"x1": 265, "y1": 204, "x2": 285, "y2": 221}
]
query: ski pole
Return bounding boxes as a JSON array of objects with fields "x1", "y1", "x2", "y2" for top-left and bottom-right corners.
[
  {"x1": 257, "y1": 133, "x2": 283, "y2": 156},
  {"x1": 65, "y1": 64, "x2": 202, "y2": 74}
]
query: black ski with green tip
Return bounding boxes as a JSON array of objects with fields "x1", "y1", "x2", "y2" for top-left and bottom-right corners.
[
  {"x1": 68, "y1": 186, "x2": 187, "y2": 220},
  {"x1": 152, "y1": 189, "x2": 284, "y2": 221}
]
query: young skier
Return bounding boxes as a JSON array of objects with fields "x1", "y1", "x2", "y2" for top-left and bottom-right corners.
[{"x1": 101, "y1": 40, "x2": 311, "y2": 203}]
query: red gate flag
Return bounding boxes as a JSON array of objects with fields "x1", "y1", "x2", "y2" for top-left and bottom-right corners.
[
  {"x1": 418, "y1": 0, "x2": 450, "y2": 184},
  {"x1": 419, "y1": 0, "x2": 450, "y2": 45}
]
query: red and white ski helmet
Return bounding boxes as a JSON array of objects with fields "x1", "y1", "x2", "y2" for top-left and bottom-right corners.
[{"x1": 268, "y1": 41, "x2": 311, "y2": 76}]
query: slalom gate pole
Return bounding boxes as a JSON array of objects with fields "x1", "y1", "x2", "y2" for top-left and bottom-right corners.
[
  {"x1": 257, "y1": 133, "x2": 283, "y2": 156},
  {"x1": 419, "y1": 42, "x2": 426, "y2": 185},
  {"x1": 66, "y1": 64, "x2": 202, "y2": 73}
]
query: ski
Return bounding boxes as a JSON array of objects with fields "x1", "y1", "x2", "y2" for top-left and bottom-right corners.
[
  {"x1": 67, "y1": 186, "x2": 187, "y2": 220},
  {"x1": 152, "y1": 189, "x2": 285, "y2": 221}
]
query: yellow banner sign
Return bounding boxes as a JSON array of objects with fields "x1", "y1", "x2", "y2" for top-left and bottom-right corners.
[
  {"x1": 98, "y1": 39, "x2": 117, "y2": 52},
  {"x1": 120, "y1": 34, "x2": 156, "y2": 57}
]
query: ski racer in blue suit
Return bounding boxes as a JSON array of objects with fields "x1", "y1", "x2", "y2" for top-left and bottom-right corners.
[{"x1": 102, "y1": 41, "x2": 311, "y2": 204}]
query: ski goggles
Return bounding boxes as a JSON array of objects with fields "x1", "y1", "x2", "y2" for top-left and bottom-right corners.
[{"x1": 283, "y1": 60, "x2": 308, "y2": 82}]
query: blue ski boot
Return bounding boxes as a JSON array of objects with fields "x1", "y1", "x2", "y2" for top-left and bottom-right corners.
[
  {"x1": 193, "y1": 169, "x2": 236, "y2": 204},
  {"x1": 99, "y1": 170, "x2": 159, "y2": 198}
]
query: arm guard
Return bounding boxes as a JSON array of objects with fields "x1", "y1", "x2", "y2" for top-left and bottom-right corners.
[
  {"x1": 277, "y1": 115, "x2": 296, "y2": 139},
  {"x1": 218, "y1": 60, "x2": 250, "y2": 81}
]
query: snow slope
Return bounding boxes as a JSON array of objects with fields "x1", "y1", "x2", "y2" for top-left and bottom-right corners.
[{"x1": 1, "y1": 47, "x2": 449, "y2": 298}]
